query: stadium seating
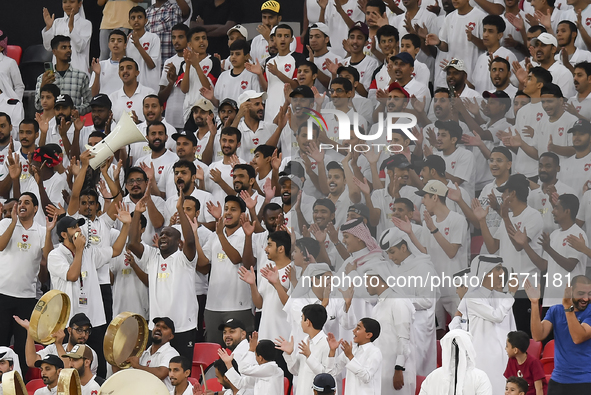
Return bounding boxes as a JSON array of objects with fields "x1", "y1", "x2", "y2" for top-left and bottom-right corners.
[
  {"x1": 19, "y1": 44, "x2": 52, "y2": 90},
  {"x1": 541, "y1": 340, "x2": 555, "y2": 375},
  {"x1": 191, "y1": 343, "x2": 222, "y2": 378},
  {"x1": 416, "y1": 375, "x2": 426, "y2": 395},
  {"x1": 25, "y1": 379, "x2": 45, "y2": 394},
  {"x1": 528, "y1": 339, "x2": 543, "y2": 359},
  {"x1": 6, "y1": 45, "x2": 22, "y2": 65}
]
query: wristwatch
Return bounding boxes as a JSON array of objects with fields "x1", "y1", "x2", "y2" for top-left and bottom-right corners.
[{"x1": 565, "y1": 305, "x2": 575, "y2": 312}]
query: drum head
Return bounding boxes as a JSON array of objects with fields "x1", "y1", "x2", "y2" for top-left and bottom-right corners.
[
  {"x1": 57, "y1": 368, "x2": 81, "y2": 395},
  {"x1": 99, "y1": 370, "x2": 169, "y2": 395},
  {"x1": 1, "y1": 371, "x2": 27, "y2": 395},
  {"x1": 30, "y1": 290, "x2": 71, "y2": 345},
  {"x1": 103, "y1": 312, "x2": 149, "y2": 368}
]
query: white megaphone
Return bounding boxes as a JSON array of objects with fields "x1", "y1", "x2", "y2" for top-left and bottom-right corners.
[{"x1": 87, "y1": 111, "x2": 147, "y2": 169}]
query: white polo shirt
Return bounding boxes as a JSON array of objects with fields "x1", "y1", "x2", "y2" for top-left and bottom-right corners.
[
  {"x1": 136, "y1": 246, "x2": 198, "y2": 332},
  {"x1": 139, "y1": 342, "x2": 180, "y2": 391},
  {"x1": 205, "y1": 158, "x2": 246, "y2": 206},
  {"x1": 214, "y1": 69, "x2": 260, "y2": 104},
  {"x1": 434, "y1": 146, "x2": 476, "y2": 197},
  {"x1": 159, "y1": 54, "x2": 187, "y2": 129},
  {"x1": 134, "y1": 150, "x2": 180, "y2": 192},
  {"x1": 126, "y1": 31, "x2": 162, "y2": 92},
  {"x1": 237, "y1": 119, "x2": 276, "y2": 163},
  {"x1": 119, "y1": 194, "x2": 166, "y2": 245},
  {"x1": 89, "y1": 59, "x2": 123, "y2": 96},
  {"x1": 110, "y1": 244, "x2": 149, "y2": 320},
  {"x1": 343, "y1": 55, "x2": 380, "y2": 91},
  {"x1": 560, "y1": 151, "x2": 591, "y2": 198},
  {"x1": 163, "y1": 187, "x2": 216, "y2": 226},
  {"x1": 129, "y1": 118, "x2": 177, "y2": 162},
  {"x1": 72, "y1": 213, "x2": 116, "y2": 285},
  {"x1": 109, "y1": 84, "x2": 155, "y2": 122}
]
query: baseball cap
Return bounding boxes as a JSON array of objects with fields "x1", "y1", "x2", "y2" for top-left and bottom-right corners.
[
  {"x1": 379, "y1": 227, "x2": 407, "y2": 250},
  {"x1": 415, "y1": 179, "x2": 449, "y2": 197},
  {"x1": 444, "y1": 58, "x2": 466, "y2": 73},
  {"x1": 35, "y1": 354, "x2": 65, "y2": 369},
  {"x1": 90, "y1": 94, "x2": 112, "y2": 109},
  {"x1": 172, "y1": 130, "x2": 197, "y2": 145},
  {"x1": 191, "y1": 98, "x2": 215, "y2": 112},
  {"x1": 225, "y1": 195, "x2": 247, "y2": 213},
  {"x1": 55, "y1": 94, "x2": 74, "y2": 108},
  {"x1": 348, "y1": 22, "x2": 369, "y2": 40},
  {"x1": 496, "y1": 174, "x2": 529, "y2": 193},
  {"x1": 309, "y1": 23, "x2": 330, "y2": 37},
  {"x1": 217, "y1": 318, "x2": 246, "y2": 331},
  {"x1": 219, "y1": 98, "x2": 238, "y2": 111},
  {"x1": 348, "y1": 203, "x2": 370, "y2": 221},
  {"x1": 62, "y1": 344, "x2": 93, "y2": 361},
  {"x1": 380, "y1": 154, "x2": 411, "y2": 172},
  {"x1": 32, "y1": 144, "x2": 63, "y2": 168},
  {"x1": 482, "y1": 91, "x2": 510, "y2": 100},
  {"x1": 237, "y1": 90, "x2": 268, "y2": 107},
  {"x1": 532, "y1": 32, "x2": 558, "y2": 47},
  {"x1": 153, "y1": 317, "x2": 176, "y2": 334},
  {"x1": 227, "y1": 24, "x2": 248, "y2": 40},
  {"x1": 567, "y1": 119, "x2": 591, "y2": 134},
  {"x1": 312, "y1": 373, "x2": 337, "y2": 393},
  {"x1": 279, "y1": 174, "x2": 303, "y2": 191},
  {"x1": 419, "y1": 155, "x2": 446, "y2": 176},
  {"x1": 261, "y1": 0, "x2": 280, "y2": 14},
  {"x1": 388, "y1": 82, "x2": 410, "y2": 98},
  {"x1": 290, "y1": 85, "x2": 314, "y2": 98},
  {"x1": 69, "y1": 313, "x2": 92, "y2": 328},
  {"x1": 391, "y1": 52, "x2": 414, "y2": 67},
  {"x1": 57, "y1": 216, "x2": 86, "y2": 236}
]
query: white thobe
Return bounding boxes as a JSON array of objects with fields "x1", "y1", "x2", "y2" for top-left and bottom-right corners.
[{"x1": 328, "y1": 342, "x2": 382, "y2": 395}]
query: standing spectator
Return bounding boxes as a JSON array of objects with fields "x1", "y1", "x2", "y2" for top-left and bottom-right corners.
[
  {"x1": 127, "y1": 6, "x2": 162, "y2": 92},
  {"x1": 90, "y1": 30, "x2": 127, "y2": 97},
  {"x1": 0, "y1": 31, "x2": 25, "y2": 100},
  {"x1": 146, "y1": 0, "x2": 183, "y2": 64},
  {"x1": 319, "y1": 0, "x2": 365, "y2": 59},
  {"x1": 97, "y1": 0, "x2": 137, "y2": 61},
  {"x1": 192, "y1": 0, "x2": 241, "y2": 59},
  {"x1": 108, "y1": 57, "x2": 155, "y2": 123},
  {"x1": 159, "y1": 24, "x2": 189, "y2": 129},
  {"x1": 249, "y1": 1, "x2": 295, "y2": 65},
  {"x1": 41, "y1": 0, "x2": 92, "y2": 75},
  {"x1": 560, "y1": 119, "x2": 591, "y2": 198}
]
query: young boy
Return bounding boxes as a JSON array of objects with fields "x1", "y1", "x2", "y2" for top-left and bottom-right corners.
[
  {"x1": 250, "y1": 1, "x2": 296, "y2": 66},
  {"x1": 90, "y1": 29, "x2": 127, "y2": 97},
  {"x1": 41, "y1": 0, "x2": 92, "y2": 75},
  {"x1": 212, "y1": 40, "x2": 260, "y2": 107},
  {"x1": 504, "y1": 331, "x2": 546, "y2": 395},
  {"x1": 126, "y1": 6, "x2": 161, "y2": 92},
  {"x1": 222, "y1": 25, "x2": 248, "y2": 71},
  {"x1": 505, "y1": 376, "x2": 530, "y2": 395},
  {"x1": 327, "y1": 318, "x2": 382, "y2": 394},
  {"x1": 251, "y1": 144, "x2": 275, "y2": 191},
  {"x1": 39, "y1": 84, "x2": 60, "y2": 125},
  {"x1": 222, "y1": 333, "x2": 284, "y2": 394},
  {"x1": 207, "y1": 358, "x2": 242, "y2": 395},
  {"x1": 399, "y1": 34, "x2": 430, "y2": 87},
  {"x1": 340, "y1": 22, "x2": 379, "y2": 97}
]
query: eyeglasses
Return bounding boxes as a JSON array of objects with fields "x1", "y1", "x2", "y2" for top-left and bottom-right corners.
[
  {"x1": 72, "y1": 327, "x2": 92, "y2": 335},
  {"x1": 126, "y1": 178, "x2": 146, "y2": 186},
  {"x1": 328, "y1": 88, "x2": 346, "y2": 95}
]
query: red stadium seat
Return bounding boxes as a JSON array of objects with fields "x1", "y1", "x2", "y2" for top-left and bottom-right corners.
[
  {"x1": 470, "y1": 235, "x2": 484, "y2": 257},
  {"x1": 416, "y1": 375, "x2": 426, "y2": 395},
  {"x1": 437, "y1": 340, "x2": 442, "y2": 368},
  {"x1": 541, "y1": 340, "x2": 554, "y2": 359},
  {"x1": 25, "y1": 367, "x2": 42, "y2": 382},
  {"x1": 5, "y1": 45, "x2": 22, "y2": 65},
  {"x1": 191, "y1": 343, "x2": 222, "y2": 378},
  {"x1": 25, "y1": 379, "x2": 45, "y2": 394},
  {"x1": 187, "y1": 377, "x2": 199, "y2": 387},
  {"x1": 205, "y1": 378, "x2": 223, "y2": 391},
  {"x1": 343, "y1": 378, "x2": 346, "y2": 395},
  {"x1": 284, "y1": 377, "x2": 291, "y2": 395},
  {"x1": 295, "y1": 36, "x2": 304, "y2": 53},
  {"x1": 35, "y1": 344, "x2": 44, "y2": 352},
  {"x1": 528, "y1": 339, "x2": 543, "y2": 359}
]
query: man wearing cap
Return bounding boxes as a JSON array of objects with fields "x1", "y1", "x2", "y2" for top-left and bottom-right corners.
[
  {"x1": 390, "y1": 52, "x2": 431, "y2": 109},
  {"x1": 530, "y1": 33, "x2": 576, "y2": 98},
  {"x1": 0, "y1": 192, "x2": 55, "y2": 373},
  {"x1": 250, "y1": 1, "x2": 296, "y2": 65},
  {"x1": 220, "y1": 25, "x2": 249, "y2": 71},
  {"x1": 63, "y1": 345, "x2": 104, "y2": 394},
  {"x1": 37, "y1": 94, "x2": 78, "y2": 166},
  {"x1": 312, "y1": 373, "x2": 336, "y2": 395},
  {"x1": 337, "y1": 22, "x2": 378, "y2": 97},
  {"x1": 34, "y1": 355, "x2": 63, "y2": 395},
  {"x1": 474, "y1": 173, "x2": 544, "y2": 334},
  {"x1": 74, "y1": 94, "x2": 114, "y2": 156},
  {"x1": 184, "y1": 98, "x2": 216, "y2": 162},
  {"x1": 108, "y1": 57, "x2": 156, "y2": 123},
  {"x1": 417, "y1": 179, "x2": 468, "y2": 330},
  {"x1": 308, "y1": 23, "x2": 343, "y2": 93},
  {"x1": 559, "y1": 119, "x2": 591, "y2": 198},
  {"x1": 130, "y1": 94, "x2": 178, "y2": 161},
  {"x1": 218, "y1": 318, "x2": 250, "y2": 367},
  {"x1": 232, "y1": 90, "x2": 275, "y2": 163},
  {"x1": 319, "y1": 0, "x2": 364, "y2": 59}
]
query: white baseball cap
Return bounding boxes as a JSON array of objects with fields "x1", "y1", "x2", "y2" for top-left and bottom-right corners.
[
  {"x1": 531, "y1": 32, "x2": 557, "y2": 47},
  {"x1": 227, "y1": 24, "x2": 248, "y2": 40},
  {"x1": 309, "y1": 22, "x2": 330, "y2": 37},
  {"x1": 237, "y1": 90, "x2": 268, "y2": 107}
]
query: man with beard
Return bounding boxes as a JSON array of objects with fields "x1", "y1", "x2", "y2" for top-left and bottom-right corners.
[
  {"x1": 63, "y1": 345, "x2": 104, "y2": 393},
  {"x1": 129, "y1": 191, "x2": 197, "y2": 362},
  {"x1": 186, "y1": 99, "x2": 216, "y2": 163},
  {"x1": 0, "y1": 193, "x2": 55, "y2": 373},
  {"x1": 528, "y1": 153, "x2": 576, "y2": 234},
  {"x1": 37, "y1": 94, "x2": 79, "y2": 166},
  {"x1": 218, "y1": 99, "x2": 238, "y2": 130},
  {"x1": 489, "y1": 57, "x2": 517, "y2": 98},
  {"x1": 232, "y1": 91, "x2": 275, "y2": 163},
  {"x1": 560, "y1": 119, "x2": 591, "y2": 198},
  {"x1": 108, "y1": 57, "x2": 155, "y2": 123},
  {"x1": 525, "y1": 275, "x2": 591, "y2": 394},
  {"x1": 528, "y1": 33, "x2": 576, "y2": 98},
  {"x1": 296, "y1": 198, "x2": 338, "y2": 270},
  {"x1": 135, "y1": 121, "x2": 179, "y2": 193},
  {"x1": 168, "y1": 356, "x2": 192, "y2": 395},
  {"x1": 271, "y1": 173, "x2": 315, "y2": 234},
  {"x1": 555, "y1": 21, "x2": 591, "y2": 70},
  {"x1": 130, "y1": 95, "x2": 177, "y2": 162},
  {"x1": 0, "y1": 113, "x2": 20, "y2": 169},
  {"x1": 163, "y1": 159, "x2": 215, "y2": 229},
  {"x1": 159, "y1": 24, "x2": 189, "y2": 129},
  {"x1": 218, "y1": 319, "x2": 250, "y2": 367},
  {"x1": 232, "y1": 164, "x2": 264, "y2": 214},
  {"x1": 0, "y1": 120, "x2": 40, "y2": 199},
  {"x1": 33, "y1": 355, "x2": 63, "y2": 395},
  {"x1": 73, "y1": 94, "x2": 114, "y2": 157},
  {"x1": 566, "y1": 62, "x2": 591, "y2": 122},
  {"x1": 421, "y1": 88, "x2": 471, "y2": 146},
  {"x1": 196, "y1": 196, "x2": 251, "y2": 344},
  {"x1": 0, "y1": 347, "x2": 19, "y2": 388},
  {"x1": 205, "y1": 127, "x2": 245, "y2": 205},
  {"x1": 390, "y1": 53, "x2": 431, "y2": 110}
]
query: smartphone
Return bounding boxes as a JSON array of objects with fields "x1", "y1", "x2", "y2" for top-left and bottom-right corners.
[
  {"x1": 44, "y1": 62, "x2": 54, "y2": 73},
  {"x1": 447, "y1": 82, "x2": 456, "y2": 98}
]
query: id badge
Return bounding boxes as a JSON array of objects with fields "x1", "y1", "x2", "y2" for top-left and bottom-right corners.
[{"x1": 79, "y1": 289, "x2": 88, "y2": 306}]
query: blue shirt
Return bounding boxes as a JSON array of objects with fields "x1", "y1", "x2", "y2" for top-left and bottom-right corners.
[{"x1": 544, "y1": 304, "x2": 591, "y2": 384}]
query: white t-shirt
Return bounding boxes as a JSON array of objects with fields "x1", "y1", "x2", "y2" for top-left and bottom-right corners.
[
  {"x1": 134, "y1": 150, "x2": 180, "y2": 192},
  {"x1": 73, "y1": 213, "x2": 116, "y2": 285},
  {"x1": 555, "y1": 47, "x2": 591, "y2": 67},
  {"x1": 513, "y1": 101, "x2": 544, "y2": 177},
  {"x1": 108, "y1": 84, "x2": 156, "y2": 122},
  {"x1": 110, "y1": 241, "x2": 150, "y2": 320},
  {"x1": 343, "y1": 56, "x2": 380, "y2": 91},
  {"x1": 159, "y1": 54, "x2": 187, "y2": 129},
  {"x1": 479, "y1": 179, "x2": 505, "y2": 253},
  {"x1": 257, "y1": 261, "x2": 292, "y2": 341},
  {"x1": 528, "y1": 181, "x2": 576, "y2": 234},
  {"x1": 120, "y1": 194, "x2": 166, "y2": 245},
  {"x1": 205, "y1": 158, "x2": 246, "y2": 205},
  {"x1": 568, "y1": 94, "x2": 591, "y2": 121},
  {"x1": 203, "y1": 227, "x2": 250, "y2": 311},
  {"x1": 548, "y1": 61, "x2": 576, "y2": 98},
  {"x1": 434, "y1": 146, "x2": 476, "y2": 197},
  {"x1": 473, "y1": 47, "x2": 518, "y2": 94},
  {"x1": 90, "y1": 59, "x2": 123, "y2": 96},
  {"x1": 264, "y1": 53, "x2": 300, "y2": 122},
  {"x1": 0, "y1": 219, "x2": 46, "y2": 298},
  {"x1": 577, "y1": 189, "x2": 591, "y2": 244},
  {"x1": 237, "y1": 119, "x2": 277, "y2": 163},
  {"x1": 139, "y1": 342, "x2": 180, "y2": 391},
  {"x1": 250, "y1": 34, "x2": 297, "y2": 67},
  {"x1": 311, "y1": 50, "x2": 343, "y2": 93},
  {"x1": 324, "y1": 0, "x2": 365, "y2": 58},
  {"x1": 214, "y1": 69, "x2": 260, "y2": 104},
  {"x1": 163, "y1": 187, "x2": 216, "y2": 226},
  {"x1": 537, "y1": 112, "x2": 576, "y2": 162},
  {"x1": 129, "y1": 119, "x2": 177, "y2": 162},
  {"x1": 126, "y1": 31, "x2": 162, "y2": 91},
  {"x1": 560, "y1": 151, "x2": 591, "y2": 198},
  {"x1": 182, "y1": 55, "x2": 219, "y2": 122}
]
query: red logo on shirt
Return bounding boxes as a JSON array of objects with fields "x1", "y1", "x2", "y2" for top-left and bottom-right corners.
[
  {"x1": 126, "y1": 101, "x2": 133, "y2": 108},
  {"x1": 517, "y1": 222, "x2": 522, "y2": 230},
  {"x1": 587, "y1": 17, "x2": 591, "y2": 26},
  {"x1": 558, "y1": 127, "x2": 564, "y2": 136},
  {"x1": 142, "y1": 42, "x2": 150, "y2": 50},
  {"x1": 536, "y1": 113, "x2": 543, "y2": 121},
  {"x1": 285, "y1": 64, "x2": 292, "y2": 72},
  {"x1": 0, "y1": 155, "x2": 4, "y2": 165},
  {"x1": 311, "y1": 162, "x2": 317, "y2": 171},
  {"x1": 253, "y1": 138, "x2": 259, "y2": 145},
  {"x1": 542, "y1": 198, "x2": 546, "y2": 206},
  {"x1": 347, "y1": 9, "x2": 353, "y2": 16},
  {"x1": 22, "y1": 164, "x2": 28, "y2": 173},
  {"x1": 585, "y1": 163, "x2": 591, "y2": 171},
  {"x1": 240, "y1": 81, "x2": 248, "y2": 89},
  {"x1": 325, "y1": 240, "x2": 330, "y2": 248},
  {"x1": 360, "y1": 71, "x2": 365, "y2": 78},
  {"x1": 196, "y1": 145, "x2": 202, "y2": 152},
  {"x1": 577, "y1": 106, "x2": 582, "y2": 112},
  {"x1": 161, "y1": 263, "x2": 167, "y2": 272},
  {"x1": 22, "y1": 235, "x2": 28, "y2": 242},
  {"x1": 281, "y1": 273, "x2": 289, "y2": 282},
  {"x1": 563, "y1": 237, "x2": 568, "y2": 246},
  {"x1": 158, "y1": 166, "x2": 164, "y2": 175},
  {"x1": 91, "y1": 391, "x2": 98, "y2": 395},
  {"x1": 451, "y1": 161, "x2": 456, "y2": 169},
  {"x1": 284, "y1": 217, "x2": 289, "y2": 225},
  {"x1": 389, "y1": 202, "x2": 395, "y2": 211},
  {"x1": 202, "y1": 65, "x2": 210, "y2": 73},
  {"x1": 444, "y1": 227, "x2": 449, "y2": 235},
  {"x1": 467, "y1": 22, "x2": 476, "y2": 30}
]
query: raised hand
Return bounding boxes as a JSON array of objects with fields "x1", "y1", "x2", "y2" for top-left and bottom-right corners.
[
  {"x1": 471, "y1": 198, "x2": 489, "y2": 222},
  {"x1": 238, "y1": 266, "x2": 256, "y2": 285},
  {"x1": 341, "y1": 340, "x2": 354, "y2": 360},
  {"x1": 239, "y1": 190, "x2": 258, "y2": 211},
  {"x1": 362, "y1": 148, "x2": 380, "y2": 164},
  {"x1": 447, "y1": 182, "x2": 463, "y2": 202},
  {"x1": 352, "y1": 176, "x2": 371, "y2": 195},
  {"x1": 524, "y1": 279, "x2": 541, "y2": 303},
  {"x1": 538, "y1": 232, "x2": 551, "y2": 251},
  {"x1": 309, "y1": 223, "x2": 327, "y2": 244},
  {"x1": 245, "y1": 59, "x2": 263, "y2": 76},
  {"x1": 422, "y1": 210, "x2": 436, "y2": 232},
  {"x1": 239, "y1": 212, "x2": 255, "y2": 236},
  {"x1": 206, "y1": 201, "x2": 222, "y2": 220},
  {"x1": 217, "y1": 348, "x2": 233, "y2": 364},
  {"x1": 327, "y1": 332, "x2": 341, "y2": 352},
  {"x1": 298, "y1": 338, "x2": 311, "y2": 358},
  {"x1": 261, "y1": 264, "x2": 279, "y2": 285},
  {"x1": 7, "y1": 153, "x2": 21, "y2": 180},
  {"x1": 274, "y1": 336, "x2": 295, "y2": 355},
  {"x1": 426, "y1": 0, "x2": 440, "y2": 14},
  {"x1": 43, "y1": 7, "x2": 55, "y2": 29},
  {"x1": 507, "y1": 225, "x2": 528, "y2": 247},
  {"x1": 392, "y1": 216, "x2": 412, "y2": 234}
]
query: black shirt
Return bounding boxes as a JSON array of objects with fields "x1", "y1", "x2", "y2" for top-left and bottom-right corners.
[{"x1": 194, "y1": 0, "x2": 242, "y2": 58}]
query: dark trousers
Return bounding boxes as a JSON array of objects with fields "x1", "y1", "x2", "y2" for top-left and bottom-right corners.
[
  {"x1": 100, "y1": 284, "x2": 113, "y2": 323},
  {"x1": 170, "y1": 328, "x2": 198, "y2": 363},
  {"x1": 548, "y1": 379, "x2": 591, "y2": 395},
  {"x1": 87, "y1": 324, "x2": 107, "y2": 378},
  {"x1": 197, "y1": 295, "x2": 206, "y2": 343},
  {"x1": 513, "y1": 291, "x2": 532, "y2": 337},
  {"x1": 0, "y1": 294, "x2": 37, "y2": 374}
]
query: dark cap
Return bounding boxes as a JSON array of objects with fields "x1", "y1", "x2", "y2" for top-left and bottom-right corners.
[
  {"x1": 313, "y1": 198, "x2": 336, "y2": 213},
  {"x1": 172, "y1": 130, "x2": 197, "y2": 145},
  {"x1": 35, "y1": 354, "x2": 64, "y2": 369},
  {"x1": 348, "y1": 21, "x2": 369, "y2": 39},
  {"x1": 420, "y1": 155, "x2": 446, "y2": 176},
  {"x1": 57, "y1": 217, "x2": 86, "y2": 237},
  {"x1": 312, "y1": 373, "x2": 337, "y2": 393},
  {"x1": 348, "y1": 203, "x2": 370, "y2": 221},
  {"x1": 153, "y1": 317, "x2": 176, "y2": 334},
  {"x1": 69, "y1": 313, "x2": 92, "y2": 328},
  {"x1": 219, "y1": 98, "x2": 238, "y2": 111},
  {"x1": 482, "y1": 90, "x2": 510, "y2": 100},
  {"x1": 279, "y1": 174, "x2": 303, "y2": 190},
  {"x1": 567, "y1": 119, "x2": 591, "y2": 134},
  {"x1": 380, "y1": 154, "x2": 411, "y2": 172},
  {"x1": 55, "y1": 94, "x2": 74, "y2": 108},
  {"x1": 90, "y1": 94, "x2": 112, "y2": 109},
  {"x1": 217, "y1": 318, "x2": 246, "y2": 331},
  {"x1": 225, "y1": 195, "x2": 247, "y2": 212},
  {"x1": 391, "y1": 52, "x2": 414, "y2": 67},
  {"x1": 290, "y1": 85, "x2": 314, "y2": 98},
  {"x1": 32, "y1": 144, "x2": 63, "y2": 168},
  {"x1": 496, "y1": 174, "x2": 529, "y2": 193},
  {"x1": 540, "y1": 83, "x2": 563, "y2": 98}
]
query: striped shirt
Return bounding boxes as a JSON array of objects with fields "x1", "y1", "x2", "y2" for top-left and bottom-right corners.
[{"x1": 35, "y1": 66, "x2": 92, "y2": 115}]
